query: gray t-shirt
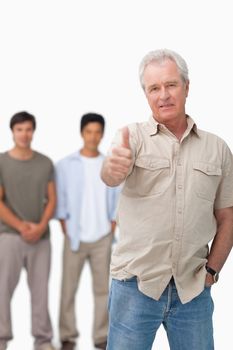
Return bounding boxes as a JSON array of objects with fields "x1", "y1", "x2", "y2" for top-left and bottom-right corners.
[{"x1": 0, "y1": 151, "x2": 54, "y2": 238}]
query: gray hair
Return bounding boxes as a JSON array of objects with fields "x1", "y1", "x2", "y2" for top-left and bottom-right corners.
[{"x1": 139, "y1": 49, "x2": 189, "y2": 89}]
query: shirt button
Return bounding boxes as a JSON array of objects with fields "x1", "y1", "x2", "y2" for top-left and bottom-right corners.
[
  {"x1": 172, "y1": 263, "x2": 176, "y2": 269},
  {"x1": 178, "y1": 185, "x2": 182, "y2": 189},
  {"x1": 175, "y1": 235, "x2": 180, "y2": 241},
  {"x1": 178, "y1": 209, "x2": 182, "y2": 214}
]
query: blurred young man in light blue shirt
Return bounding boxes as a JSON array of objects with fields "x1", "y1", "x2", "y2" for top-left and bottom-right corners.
[{"x1": 55, "y1": 113, "x2": 120, "y2": 350}]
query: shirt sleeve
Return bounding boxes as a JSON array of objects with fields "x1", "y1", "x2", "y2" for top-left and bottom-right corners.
[
  {"x1": 54, "y1": 161, "x2": 68, "y2": 219},
  {"x1": 48, "y1": 159, "x2": 55, "y2": 182},
  {"x1": 107, "y1": 184, "x2": 122, "y2": 221},
  {"x1": 214, "y1": 144, "x2": 233, "y2": 209}
]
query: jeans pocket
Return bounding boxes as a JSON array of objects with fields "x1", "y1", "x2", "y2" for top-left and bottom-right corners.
[{"x1": 121, "y1": 276, "x2": 137, "y2": 283}]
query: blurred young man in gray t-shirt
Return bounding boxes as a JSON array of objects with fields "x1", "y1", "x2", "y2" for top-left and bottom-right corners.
[{"x1": 0, "y1": 112, "x2": 57, "y2": 350}]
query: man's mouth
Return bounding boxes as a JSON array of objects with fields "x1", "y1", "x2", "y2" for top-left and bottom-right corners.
[{"x1": 159, "y1": 104, "x2": 174, "y2": 109}]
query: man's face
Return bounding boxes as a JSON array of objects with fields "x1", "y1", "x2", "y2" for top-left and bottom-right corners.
[
  {"x1": 81, "y1": 122, "x2": 104, "y2": 151},
  {"x1": 143, "y1": 59, "x2": 189, "y2": 124},
  {"x1": 12, "y1": 121, "x2": 34, "y2": 149}
]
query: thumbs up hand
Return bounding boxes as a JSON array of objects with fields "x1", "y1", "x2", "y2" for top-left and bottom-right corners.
[
  {"x1": 101, "y1": 127, "x2": 133, "y2": 186},
  {"x1": 121, "y1": 126, "x2": 131, "y2": 149}
]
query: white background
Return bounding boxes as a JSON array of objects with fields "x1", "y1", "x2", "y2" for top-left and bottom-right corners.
[{"x1": 0, "y1": 1, "x2": 233, "y2": 349}]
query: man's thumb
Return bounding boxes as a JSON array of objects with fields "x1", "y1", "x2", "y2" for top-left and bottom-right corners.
[{"x1": 121, "y1": 127, "x2": 130, "y2": 149}]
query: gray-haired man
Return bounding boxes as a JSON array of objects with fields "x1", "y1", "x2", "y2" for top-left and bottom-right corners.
[{"x1": 101, "y1": 49, "x2": 233, "y2": 350}]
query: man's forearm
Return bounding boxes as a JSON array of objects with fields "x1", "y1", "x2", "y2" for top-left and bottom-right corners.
[
  {"x1": 36, "y1": 181, "x2": 56, "y2": 235},
  {"x1": 0, "y1": 201, "x2": 24, "y2": 231},
  {"x1": 39, "y1": 199, "x2": 56, "y2": 232},
  {"x1": 40, "y1": 201, "x2": 55, "y2": 226},
  {"x1": 207, "y1": 207, "x2": 233, "y2": 272}
]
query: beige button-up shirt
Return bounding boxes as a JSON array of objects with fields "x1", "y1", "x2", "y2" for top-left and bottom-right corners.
[{"x1": 110, "y1": 116, "x2": 233, "y2": 303}]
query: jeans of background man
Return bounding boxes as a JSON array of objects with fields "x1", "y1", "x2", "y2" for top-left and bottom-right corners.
[{"x1": 107, "y1": 277, "x2": 214, "y2": 350}]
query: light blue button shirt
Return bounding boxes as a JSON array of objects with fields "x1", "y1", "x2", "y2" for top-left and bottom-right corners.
[{"x1": 55, "y1": 151, "x2": 120, "y2": 251}]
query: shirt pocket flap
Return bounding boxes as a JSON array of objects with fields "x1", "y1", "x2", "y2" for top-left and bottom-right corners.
[
  {"x1": 135, "y1": 157, "x2": 170, "y2": 171},
  {"x1": 193, "y1": 162, "x2": 222, "y2": 176}
]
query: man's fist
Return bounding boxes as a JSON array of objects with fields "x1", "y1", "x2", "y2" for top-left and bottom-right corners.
[{"x1": 101, "y1": 127, "x2": 133, "y2": 186}]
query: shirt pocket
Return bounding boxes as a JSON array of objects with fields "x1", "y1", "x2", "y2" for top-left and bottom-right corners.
[
  {"x1": 193, "y1": 162, "x2": 222, "y2": 202},
  {"x1": 135, "y1": 156, "x2": 170, "y2": 196}
]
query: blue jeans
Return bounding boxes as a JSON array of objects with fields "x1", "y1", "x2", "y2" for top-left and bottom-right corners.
[{"x1": 107, "y1": 277, "x2": 214, "y2": 350}]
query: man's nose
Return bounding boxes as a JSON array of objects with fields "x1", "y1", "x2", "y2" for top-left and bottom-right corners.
[{"x1": 160, "y1": 87, "x2": 169, "y2": 99}]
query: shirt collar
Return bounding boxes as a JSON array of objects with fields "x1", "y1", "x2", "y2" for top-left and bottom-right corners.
[
  {"x1": 70, "y1": 150, "x2": 82, "y2": 160},
  {"x1": 185, "y1": 115, "x2": 200, "y2": 137},
  {"x1": 145, "y1": 114, "x2": 200, "y2": 137}
]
